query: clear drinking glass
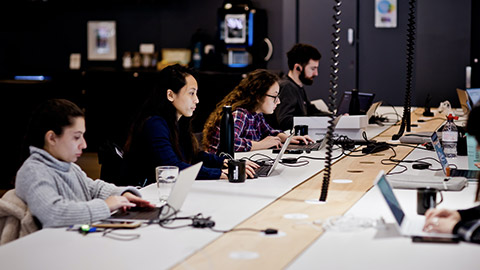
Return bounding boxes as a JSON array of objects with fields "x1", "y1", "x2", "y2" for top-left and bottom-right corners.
[{"x1": 155, "y1": 166, "x2": 179, "y2": 203}]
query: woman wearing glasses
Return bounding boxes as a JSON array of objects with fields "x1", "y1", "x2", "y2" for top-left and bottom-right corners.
[{"x1": 203, "y1": 69, "x2": 312, "y2": 153}]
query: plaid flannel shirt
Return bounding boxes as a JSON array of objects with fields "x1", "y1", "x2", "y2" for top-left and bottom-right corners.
[{"x1": 207, "y1": 107, "x2": 281, "y2": 153}]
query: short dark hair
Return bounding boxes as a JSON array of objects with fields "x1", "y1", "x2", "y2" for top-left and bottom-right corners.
[
  {"x1": 287, "y1": 43, "x2": 321, "y2": 70},
  {"x1": 22, "y1": 99, "x2": 84, "y2": 159}
]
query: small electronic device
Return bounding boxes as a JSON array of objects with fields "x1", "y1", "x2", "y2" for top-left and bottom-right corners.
[
  {"x1": 412, "y1": 236, "x2": 459, "y2": 244},
  {"x1": 273, "y1": 149, "x2": 302, "y2": 154},
  {"x1": 281, "y1": 157, "x2": 298, "y2": 164},
  {"x1": 412, "y1": 163, "x2": 431, "y2": 170}
]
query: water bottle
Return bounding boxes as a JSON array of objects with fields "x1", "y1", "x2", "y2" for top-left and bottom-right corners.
[
  {"x1": 192, "y1": 42, "x2": 202, "y2": 69},
  {"x1": 442, "y1": 114, "x2": 459, "y2": 158},
  {"x1": 348, "y1": 89, "x2": 360, "y2": 115},
  {"x1": 218, "y1": 106, "x2": 234, "y2": 158}
]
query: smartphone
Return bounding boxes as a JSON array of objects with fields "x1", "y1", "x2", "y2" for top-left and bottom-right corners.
[{"x1": 412, "y1": 236, "x2": 459, "y2": 244}]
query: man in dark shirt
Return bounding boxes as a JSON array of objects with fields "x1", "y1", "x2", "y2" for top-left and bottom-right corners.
[{"x1": 271, "y1": 44, "x2": 330, "y2": 131}]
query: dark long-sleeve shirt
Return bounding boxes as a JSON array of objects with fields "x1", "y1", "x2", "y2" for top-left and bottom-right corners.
[
  {"x1": 453, "y1": 205, "x2": 480, "y2": 243},
  {"x1": 272, "y1": 75, "x2": 330, "y2": 131},
  {"x1": 124, "y1": 116, "x2": 225, "y2": 185}
]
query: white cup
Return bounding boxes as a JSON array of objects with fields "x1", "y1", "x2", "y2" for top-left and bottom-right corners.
[{"x1": 155, "y1": 166, "x2": 179, "y2": 203}]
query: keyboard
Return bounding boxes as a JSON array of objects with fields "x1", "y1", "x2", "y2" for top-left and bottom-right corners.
[
  {"x1": 288, "y1": 142, "x2": 323, "y2": 151},
  {"x1": 255, "y1": 162, "x2": 273, "y2": 177},
  {"x1": 450, "y1": 168, "x2": 479, "y2": 180}
]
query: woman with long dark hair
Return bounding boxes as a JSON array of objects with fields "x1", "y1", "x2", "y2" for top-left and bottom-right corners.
[{"x1": 123, "y1": 64, "x2": 256, "y2": 185}]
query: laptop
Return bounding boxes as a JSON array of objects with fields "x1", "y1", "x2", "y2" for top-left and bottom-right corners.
[
  {"x1": 457, "y1": 88, "x2": 471, "y2": 114},
  {"x1": 104, "y1": 162, "x2": 202, "y2": 223},
  {"x1": 255, "y1": 134, "x2": 293, "y2": 177},
  {"x1": 366, "y1": 101, "x2": 382, "y2": 120},
  {"x1": 335, "y1": 90, "x2": 375, "y2": 116},
  {"x1": 466, "y1": 88, "x2": 480, "y2": 108},
  {"x1": 374, "y1": 170, "x2": 457, "y2": 238},
  {"x1": 431, "y1": 132, "x2": 479, "y2": 180},
  {"x1": 288, "y1": 115, "x2": 342, "y2": 151}
]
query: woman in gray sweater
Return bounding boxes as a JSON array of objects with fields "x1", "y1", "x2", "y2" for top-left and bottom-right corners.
[{"x1": 15, "y1": 99, "x2": 154, "y2": 228}]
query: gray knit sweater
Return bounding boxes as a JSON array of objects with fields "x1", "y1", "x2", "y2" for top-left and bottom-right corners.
[{"x1": 15, "y1": 146, "x2": 141, "y2": 228}]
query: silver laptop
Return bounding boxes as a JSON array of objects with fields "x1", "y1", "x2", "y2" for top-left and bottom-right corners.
[
  {"x1": 374, "y1": 171, "x2": 456, "y2": 238},
  {"x1": 366, "y1": 101, "x2": 382, "y2": 120},
  {"x1": 431, "y1": 132, "x2": 479, "y2": 180},
  {"x1": 255, "y1": 134, "x2": 293, "y2": 177},
  {"x1": 104, "y1": 162, "x2": 202, "y2": 223}
]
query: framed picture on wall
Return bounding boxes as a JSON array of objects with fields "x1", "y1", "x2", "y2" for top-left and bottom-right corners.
[{"x1": 87, "y1": 21, "x2": 117, "y2": 61}]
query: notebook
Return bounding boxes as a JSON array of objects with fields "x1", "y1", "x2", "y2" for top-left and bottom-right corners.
[
  {"x1": 288, "y1": 115, "x2": 342, "y2": 151},
  {"x1": 335, "y1": 91, "x2": 375, "y2": 116},
  {"x1": 104, "y1": 162, "x2": 202, "y2": 223},
  {"x1": 374, "y1": 171, "x2": 457, "y2": 238},
  {"x1": 255, "y1": 134, "x2": 293, "y2": 177},
  {"x1": 431, "y1": 132, "x2": 479, "y2": 180}
]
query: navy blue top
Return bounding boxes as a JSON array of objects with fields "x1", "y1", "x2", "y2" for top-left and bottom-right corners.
[{"x1": 124, "y1": 116, "x2": 224, "y2": 185}]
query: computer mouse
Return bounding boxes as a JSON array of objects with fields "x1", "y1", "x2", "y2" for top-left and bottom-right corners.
[{"x1": 248, "y1": 173, "x2": 258, "y2": 179}]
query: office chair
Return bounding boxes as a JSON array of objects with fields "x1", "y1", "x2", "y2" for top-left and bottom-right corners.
[{"x1": 98, "y1": 140, "x2": 125, "y2": 184}]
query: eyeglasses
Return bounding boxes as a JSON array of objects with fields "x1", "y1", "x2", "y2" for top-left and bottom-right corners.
[{"x1": 265, "y1": 94, "x2": 280, "y2": 103}]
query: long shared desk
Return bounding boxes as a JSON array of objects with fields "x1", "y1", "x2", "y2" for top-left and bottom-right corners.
[{"x1": 1, "y1": 107, "x2": 479, "y2": 269}]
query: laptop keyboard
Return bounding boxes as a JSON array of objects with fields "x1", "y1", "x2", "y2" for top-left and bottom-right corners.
[
  {"x1": 451, "y1": 169, "x2": 479, "y2": 179},
  {"x1": 288, "y1": 142, "x2": 322, "y2": 151},
  {"x1": 111, "y1": 207, "x2": 162, "y2": 221},
  {"x1": 403, "y1": 217, "x2": 425, "y2": 235},
  {"x1": 255, "y1": 163, "x2": 273, "y2": 177}
]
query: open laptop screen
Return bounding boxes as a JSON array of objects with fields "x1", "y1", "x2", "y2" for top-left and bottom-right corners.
[
  {"x1": 376, "y1": 173, "x2": 405, "y2": 226},
  {"x1": 466, "y1": 88, "x2": 480, "y2": 108},
  {"x1": 336, "y1": 91, "x2": 375, "y2": 115}
]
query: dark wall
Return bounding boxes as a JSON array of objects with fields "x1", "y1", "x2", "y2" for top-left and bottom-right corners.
[
  {"x1": 0, "y1": 0, "x2": 224, "y2": 75},
  {"x1": 358, "y1": 0, "x2": 471, "y2": 107}
]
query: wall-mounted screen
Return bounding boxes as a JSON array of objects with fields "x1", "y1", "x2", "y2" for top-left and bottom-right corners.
[{"x1": 224, "y1": 14, "x2": 247, "y2": 44}]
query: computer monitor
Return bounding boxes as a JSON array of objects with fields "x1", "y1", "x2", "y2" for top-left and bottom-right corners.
[
  {"x1": 336, "y1": 91, "x2": 375, "y2": 115},
  {"x1": 224, "y1": 14, "x2": 247, "y2": 44}
]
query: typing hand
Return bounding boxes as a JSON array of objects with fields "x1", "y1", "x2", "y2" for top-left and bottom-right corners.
[
  {"x1": 105, "y1": 195, "x2": 136, "y2": 212},
  {"x1": 423, "y1": 208, "x2": 460, "y2": 233},
  {"x1": 245, "y1": 160, "x2": 259, "y2": 179},
  {"x1": 291, "y1": 135, "x2": 314, "y2": 145},
  {"x1": 122, "y1": 192, "x2": 156, "y2": 209},
  {"x1": 258, "y1": 136, "x2": 282, "y2": 150}
]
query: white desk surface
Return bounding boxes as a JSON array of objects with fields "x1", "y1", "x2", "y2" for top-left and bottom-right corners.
[
  {"x1": 7, "y1": 106, "x2": 472, "y2": 270},
  {"x1": 287, "y1": 140, "x2": 480, "y2": 270}
]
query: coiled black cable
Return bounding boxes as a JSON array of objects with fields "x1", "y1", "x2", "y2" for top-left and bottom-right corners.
[
  {"x1": 392, "y1": 0, "x2": 417, "y2": 140},
  {"x1": 320, "y1": 0, "x2": 342, "y2": 202}
]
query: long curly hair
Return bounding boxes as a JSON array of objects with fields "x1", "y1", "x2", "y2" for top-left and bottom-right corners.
[{"x1": 202, "y1": 69, "x2": 279, "y2": 148}]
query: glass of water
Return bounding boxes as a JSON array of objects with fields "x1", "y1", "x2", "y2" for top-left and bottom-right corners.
[{"x1": 155, "y1": 166, "x2": 179, "y2": 203}]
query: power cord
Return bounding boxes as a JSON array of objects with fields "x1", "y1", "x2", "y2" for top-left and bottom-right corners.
[{"x1": 158, "y1": 213, "x2": 278, "y2": 235}]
